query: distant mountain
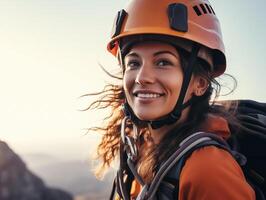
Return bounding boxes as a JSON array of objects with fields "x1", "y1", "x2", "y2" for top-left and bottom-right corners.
[
  {"x1": 0, "y1": 140, "x2": 73, "y2": 200},
  {"x1": 24, "y1": 158, "x2": 114, "y2": 197}
]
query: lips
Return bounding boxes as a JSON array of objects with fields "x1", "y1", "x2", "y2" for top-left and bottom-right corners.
[
  {"x1": 136, "y1": 93, "x2": 161, "y2": 98},
  {"x1": 133, "y1": 90, "x2": 164, "y2": 99}
]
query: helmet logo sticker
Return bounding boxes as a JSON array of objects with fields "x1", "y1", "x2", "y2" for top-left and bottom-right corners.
[{"x1": 168, "y1": 3, "x2": 188, "y2": 32}]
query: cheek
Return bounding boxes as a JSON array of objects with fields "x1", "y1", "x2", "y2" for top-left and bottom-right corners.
[
  {"x1": 161, "y1": 71, "x2": 183, "y2": 96},
  {"x1": 123, "y1": 72, "x2": 135, "y2": 99}
]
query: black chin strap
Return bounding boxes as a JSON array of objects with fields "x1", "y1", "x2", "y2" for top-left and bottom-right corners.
[{"x1": 123, "y1": 44, "x2": 200, "y2": 129}]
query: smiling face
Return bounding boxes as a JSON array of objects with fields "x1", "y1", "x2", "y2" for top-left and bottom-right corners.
[{"x1": 123, "y1": 41, "x2": 195, "y2": 121}]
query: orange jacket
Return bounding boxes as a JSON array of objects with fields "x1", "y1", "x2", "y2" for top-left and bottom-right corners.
[{"x1": 126, "y1": 115, "x2": 256, "y2": 200}]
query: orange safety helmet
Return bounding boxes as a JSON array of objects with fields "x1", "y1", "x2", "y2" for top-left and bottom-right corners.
[{"x1": 107, "y1": 0, "x2": 226, "y2": 77}]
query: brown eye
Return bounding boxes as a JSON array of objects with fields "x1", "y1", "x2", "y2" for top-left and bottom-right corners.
[
  {"x1": 157, "y1": 60, "x2": 172, "y2": 67},
  {"x1": 126, "y1": 60, "x2": 140, "y2": 69}
]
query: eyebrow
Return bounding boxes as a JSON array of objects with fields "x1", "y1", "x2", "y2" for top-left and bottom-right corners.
[
  {"x1": 153, "y1": 51, "x2": 178, "y2": 59},
  {"x1": 125, "y1": 50, "x2": 178, "y2": 59},
  {"x1": 125, "y1": 52, "x2": 139, "y2": 58}
]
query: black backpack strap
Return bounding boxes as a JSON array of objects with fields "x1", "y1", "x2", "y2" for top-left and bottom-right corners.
[
  {"x1": 136, "y1": 132, "x2": 231, "y2": 200},
  {"x1": 163, "y1": 138, "x2": 231, "y2": 200},
  {"x1": 109, "y1": 177, "x2": 117, "y2": 200}
]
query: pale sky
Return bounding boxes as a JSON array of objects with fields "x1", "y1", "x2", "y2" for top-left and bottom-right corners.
[{"x1": 0, "y1": 0, "x2": 265, "y2": 160}]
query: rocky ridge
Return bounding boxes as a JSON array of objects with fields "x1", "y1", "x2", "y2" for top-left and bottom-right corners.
[{"x1": 0, "y1": 140, "x2": 73, "y2": 200}]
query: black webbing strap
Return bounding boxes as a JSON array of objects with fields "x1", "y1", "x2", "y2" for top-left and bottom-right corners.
[
  {"x1": 143, "y1": 132, "x2": 230, "y2": 199},
  {"x1": 116, "y1": 141, "x2": 133, "y2": 200}
]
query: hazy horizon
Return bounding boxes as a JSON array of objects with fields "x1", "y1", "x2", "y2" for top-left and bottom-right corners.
[{"x1": 0, "y1": 0, "x2": 265, "y2": 160}]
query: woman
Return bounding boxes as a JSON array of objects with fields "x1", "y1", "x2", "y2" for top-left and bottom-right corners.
[{"x1": 91, "y1": 0, "x2": 255, "y2": 199}]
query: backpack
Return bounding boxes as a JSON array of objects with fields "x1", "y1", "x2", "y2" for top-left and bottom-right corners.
[
  {"x1": 226, "y1": 100, "x2": 266, "y2": 199},
  {"x1": 110, "y1": 100, "x2": 266, "y2": 200}
]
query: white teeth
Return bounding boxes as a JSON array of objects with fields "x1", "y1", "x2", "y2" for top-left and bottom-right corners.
[{"x1": 137, "y1": 93, "x2": 161, "y2": 98}]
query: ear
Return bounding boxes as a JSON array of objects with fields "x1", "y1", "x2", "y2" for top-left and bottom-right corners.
[{"x1": 193, "y1": 76, "x2": 209, "y2": 97}]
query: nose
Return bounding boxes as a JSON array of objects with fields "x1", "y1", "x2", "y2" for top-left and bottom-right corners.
[{"x1": 135, "y1": 63, "x2": 155, "y2": 85}]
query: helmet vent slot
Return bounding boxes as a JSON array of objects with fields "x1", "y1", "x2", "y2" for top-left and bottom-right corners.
[
  {"x1": 199, "y1": 4, "x2": 207, "y2": 14},
  {"x1": 193, "y1": 5, "x2": 202, "y2": 16},
  {"x1": 204, "y1": 4, "x2": 213, "y2": 14},
  {"x1": 193, "y1": 4, "x2": 216, "y2": 16},
  {"x1": 209, "y1": 5, "x2": 216, "y2": 15}
]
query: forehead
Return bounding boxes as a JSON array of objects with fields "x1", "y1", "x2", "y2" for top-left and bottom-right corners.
[{"x1": 126, "y1": 41, "x2": 178, "y2": 56}]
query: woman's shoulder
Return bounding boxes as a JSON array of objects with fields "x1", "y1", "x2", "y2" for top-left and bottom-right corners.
[
  {"x1": 182, "y1": 145, "x2": 242, "y2": 179},
  {"x1": 179, "y1": 145, "x2": 255, "y2": 200}
]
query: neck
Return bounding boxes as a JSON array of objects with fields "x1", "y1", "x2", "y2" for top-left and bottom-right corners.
[{"x1": 147, "y1": 107, "x2": 190, "y2": 144}]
